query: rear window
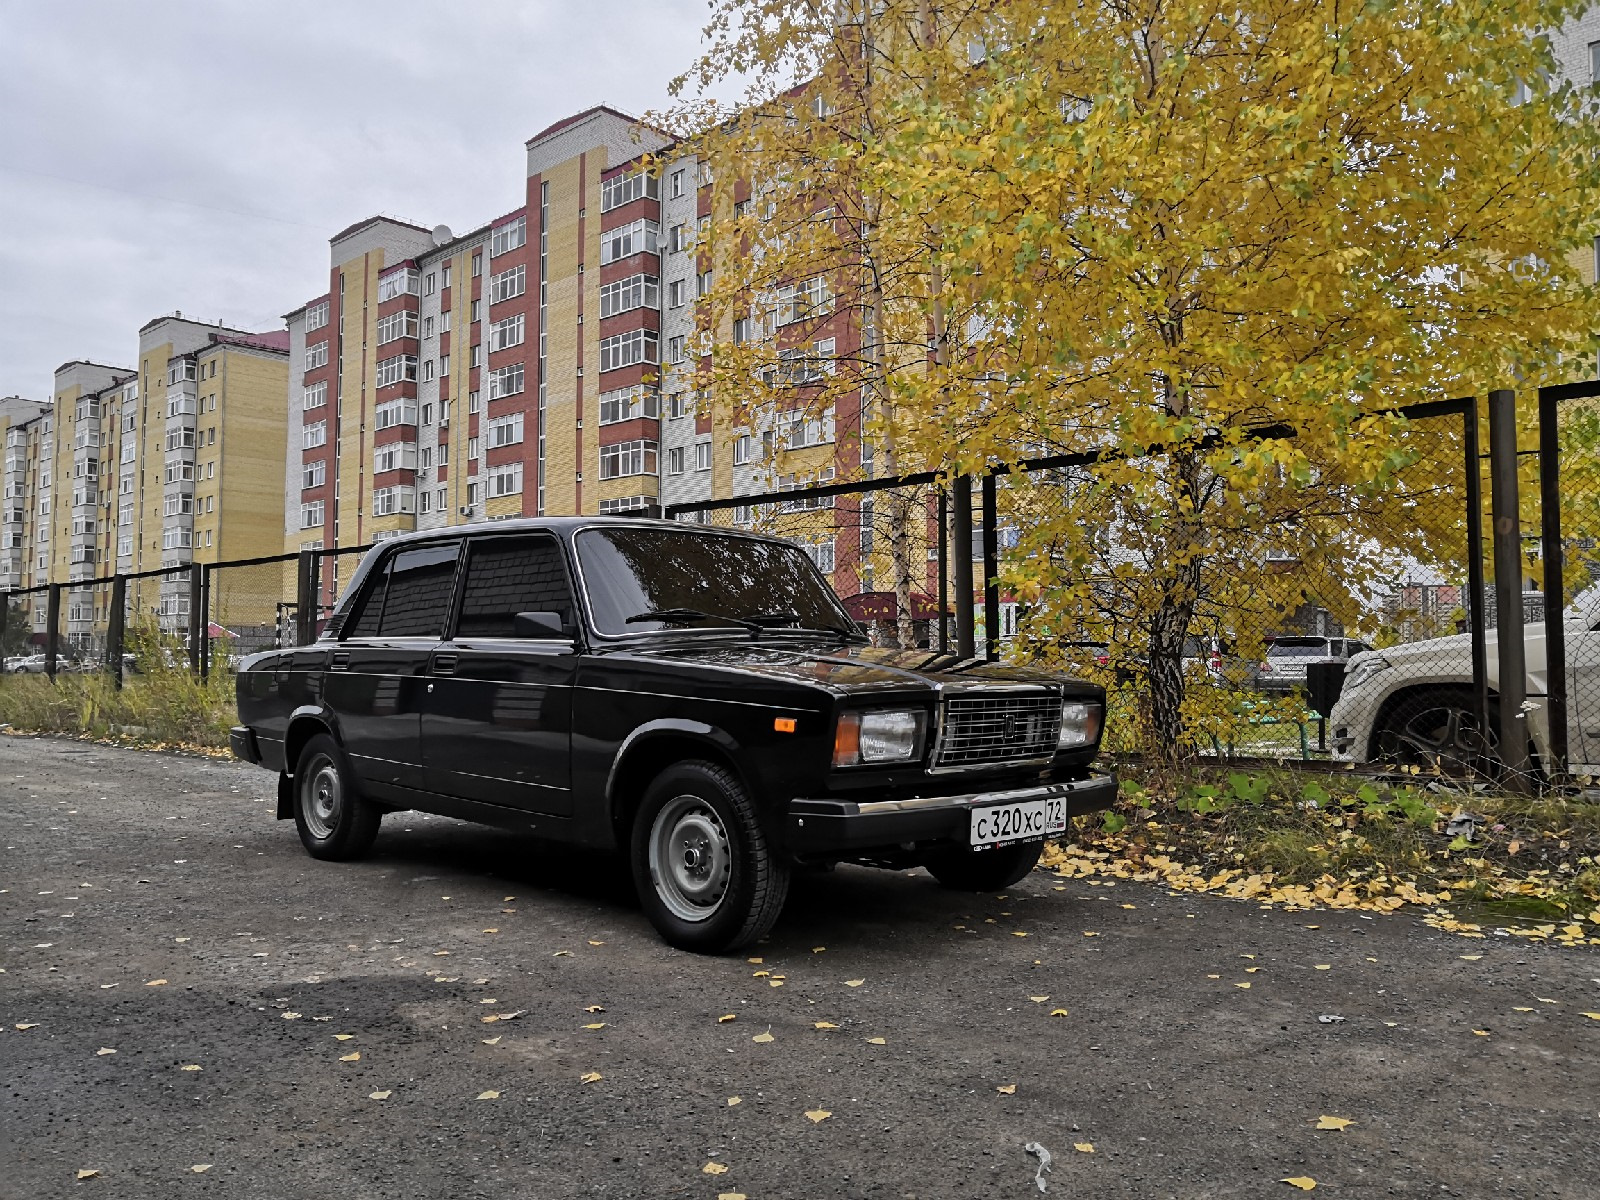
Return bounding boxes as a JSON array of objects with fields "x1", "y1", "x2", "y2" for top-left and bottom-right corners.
[{"x1": 1268, "y1": 638, "x2": 1332, "y2": 657}]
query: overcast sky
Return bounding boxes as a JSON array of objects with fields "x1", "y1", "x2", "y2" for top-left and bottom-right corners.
[{"x1": 0, "y1": 0, "x2": 715, "y2": 400}]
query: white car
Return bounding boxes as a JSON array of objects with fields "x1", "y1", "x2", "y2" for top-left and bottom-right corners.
[{"x1": 1328, "y1": 586, "x2": 1600, "y2": 777}]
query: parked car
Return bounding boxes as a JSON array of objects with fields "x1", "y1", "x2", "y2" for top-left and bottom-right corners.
[
  {"x1": 230, "y1": 518, "x2": 1115, "y2": 952},
  {"x1": 1329, "y1": 586, "x2": 1600, "y2": 778},
  {"x1": 1255, "y1": 636, "x2": 1373, "y2": 693},
  {"x1": 4, "y1": 653, "x2": 47, "y2": 674}
]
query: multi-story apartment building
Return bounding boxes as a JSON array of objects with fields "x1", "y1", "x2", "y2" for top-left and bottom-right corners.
[
  {"x1": 0, "y1": 396, "x2": 51, "y2": 612},
  {"x1": 10, "y1": 319, "x2": 292, "y2": 652}
]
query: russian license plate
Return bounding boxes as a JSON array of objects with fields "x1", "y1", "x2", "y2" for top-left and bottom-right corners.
[{"x1": 970, "y1": 797, "x2": 1068, "y2": 849}]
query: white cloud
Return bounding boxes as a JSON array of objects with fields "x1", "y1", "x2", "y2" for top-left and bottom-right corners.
[{"x1": 0, "y1": 0, "x2": 709, "y2": 393}]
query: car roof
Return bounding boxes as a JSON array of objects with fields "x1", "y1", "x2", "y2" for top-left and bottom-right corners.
[{"x1": 369, "y1": 515, "x2": 783, "y2": 551}]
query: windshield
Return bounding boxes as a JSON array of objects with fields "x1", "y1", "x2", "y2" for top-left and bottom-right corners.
[
  {"x1": 576, "y1": 526, "x2": 856, "y2": 636},
  {"x1": 1268, "y1": 638, "x2": 1332, "y2": 657}
]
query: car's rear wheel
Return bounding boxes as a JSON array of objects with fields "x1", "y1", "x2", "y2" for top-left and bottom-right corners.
[
  {"x1": 924, "y1": 840, "x2": 1043, "y2": 892},
  {"x1": 1375, "y1": 688, "x2": 1499, "y2": 782},
  {"x1": 631, "y1": 760, "x2": 789, "y2": 954},
  {"x1": 293, "y1": 733, "x2": 382, "y2": 861}
]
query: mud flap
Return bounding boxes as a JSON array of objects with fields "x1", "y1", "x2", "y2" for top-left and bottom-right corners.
[{"x1": 277, "y1": 773, "x2": 294, "y2": 820}]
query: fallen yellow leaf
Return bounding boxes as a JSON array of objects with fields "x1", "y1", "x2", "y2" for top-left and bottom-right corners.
[
  {"x1": 1074, "y1": 1142, "x2": 1094, "y2": 1153},
  {"x1": 281, "y1": 1012, "x2": 301, "y2": 1020},
  {"x1": 1472, "y1": 1030, "x2": 1490, "y2": 1037},
  {"x1": 333, "y1": 1034, "x2": 355, "y2": 1041},
  {"x1": 752, "y1": 1031, "x2": 775, "y2": 1044},
  {"x1": 481, "y1": 1037, "x2": 501, "y2": 1045},
  {"x1": 582, "y1": 1023, "x2": 606, "y2": 1030},
  {"x1": 1280, "y1": 1177, "x2": 1317, "y2": 1191},
  {"x1": 1050, "y1": 1008, "x2": 1069, "y2": 1017},
  {"x1": 77, "y1": 1170, "x2": 99, "y2": 1180},
  {"x1": 584, "y1": 1005, "x2": 605, "y2": 1013},
  {"x1": 476, "y1": 1090, "x2": 500, "y2": 1100},
  {"x1": 812, "y1": 946, "x2": 826, "y2": 953},
  {"x1": 1235, "y1": 983, "x2": 1252, "y2": 990},
  {"x1": 813, "y1": 1021, "x2": 839, "y2": 1030},
  {"x1": 95, "y1": 1048, "x2": 116, "y2": 1056},
  {"x1": 866, "y1": 1037, "x2": 886, "y2": 1045},
  {"x1": 717, "y1": 1194, "x2": 747, "y2": 1200},
  {"x1": 805, "y1": 1109, "x2": 832, "y2": 1123},
  {"x1": 727, "y1": 1096, "x2": 742, "y2": 1106},
  {"x1": 190, "y1": 1164, "x2": 211, "y2": 1173},
  {"x1": 1029, "y1": 996, "x2": 1049, "y2": 1003},
  {"x1": 580, "y1": 1072, "x2": 602, "y2": 1084},
  {"x1": 1012, "y1": 931, "x2": 1029, "y2": 937},
  {"x1": 752, "y1": 970, "x2": 770, "y2": 978},
  {"x1": 482, "y1": 928, "x2": 499, "y2": 934},
  {"x1": 1244, "y1": 967, "x2": 1261, "y2": 974},
  {"x1": 1583, "y1": 1013, "x2": 1600, "y2": 1021},
  {"x1": 996, "y1": 1083, "x2": 1016, "y2": 1095},
  {"x1": 588, "y1": 940, "x2": 605, "y2": 946},
  {"x1": 1459, "y1": 955, "x2": 1482, "y2": 961},
  {"x1": 703, "y1": 1162, "x2": 729, "y2": 1175},
  {"x1": 179, "y1": 1064, "x2": 202, "y2": 1072},
  {"x1": 718, "y1": 1014, "x2": 737, "y2": 1023},
  {"x1": 1083, "y1": 931, "x2": 1100, "y2": 937},
  {"x1": 769, "y1": 979, "x2": 784, "y2": 988},
  {"x1": 480, "y1": 1015, "x2": 499, "y2": 1024},
  {"x1": 433, "y1": 950, "x2": 450, "y2": 956},
  {"x1": 146, "y1": 979, "x2": 167, "y2": 986},
  {"x1": 845, "y1": 979, "x2": 865, "y2": 988},
  {"x1": 369, "y1": 1090, "x2": 391, "y2": 1100},
  {"x1": 747, "y1": 957, "x2": 763, "y2": 964},
  {"x1": 1314, "y1": 965, "x2": 1331, "y2": 971},
  {"x1": 340, "y1": 1052, "x2": 361, "y2": 1061},
  {"x1": 1512, "y1": 1007, "x2": 1534, "y2": 1012},
  {"x1": 1314, "y1": 1116, "x2": 1354, "y2": 1131}
]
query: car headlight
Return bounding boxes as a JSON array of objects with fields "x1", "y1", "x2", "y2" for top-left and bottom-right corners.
[
  {"x1": 1342, "y1": 655, "x2": 1391, "y2": 693},
  {"x1": 1059, "y1": 700, "x2": 1103, "y2": 749},
  {"x1": 834, "y1": 709, "x2": 925, "y2": 766}
]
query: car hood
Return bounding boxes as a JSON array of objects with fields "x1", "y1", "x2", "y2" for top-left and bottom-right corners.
[{"x1": 606, "y1": 638, "x2": 1099, "y2": 698}]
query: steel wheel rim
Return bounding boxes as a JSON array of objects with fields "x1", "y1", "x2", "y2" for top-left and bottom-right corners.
[
  {"x1": 1383, "y1": 704, "x2": 1496, "y2": 779},
  {"x1": 301, "y1": 756, "x2": 342, "y2": 840},
  {"x1": 649, "y1": 794, "x2": 732, "y2": 923}
]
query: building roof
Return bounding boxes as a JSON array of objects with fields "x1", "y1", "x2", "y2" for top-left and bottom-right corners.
[
  {"x1": 210, "y1": 330, "x2": 291, "y2": 353},
  {"x1": 327, "y1": 214, "x2": 433, "y2": 245},
  {"x1": 525, "y1": 104, "x2": 668, "y2": 147}
]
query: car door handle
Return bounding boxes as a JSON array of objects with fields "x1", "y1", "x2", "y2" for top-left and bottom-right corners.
[
  {"x1": 432, "y1": 654, "x2": 458, "y2": 676},
  {"x1": 331, "y1": 651, "x2": 350, "y2": 671}
]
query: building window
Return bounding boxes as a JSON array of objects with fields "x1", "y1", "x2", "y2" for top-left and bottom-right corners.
[
  {"x1": 306, "y1": 300, "x2": 330, "y2": 331},
  {"x1": 470, "y1": 344, "x2": 481, "y2": 367},
  {"x1": 491, "y1": 216, "x2": 527, "y2": 255},
  {"x1": 372, "y1": 486, "x2": 415, "y2": 516},
  {"x1": 599, "y1": 274, "x2": 660, "y2": 319},
  {"x1": 423, "y1": 315, "x2": 435, "y2": 340},
  {"x1": 697, "y1": 270, "x2": 713, "y2": 297},
  {"x1": 668, "y1": 223, "x2": 689, "y2": 253},
  {"x1": 669, "y1": 168, "x2": 685, "y2": 199},
  {"x1": 488, "y1": 413, "x2": 524, "y2": 448},
  {"x1": 598, "y1": 384, "x2": 660, "y2": 425},
  {"x1": 600, "y1": 495, "x2": 650, "y2": 514},
  {"x1": 667, "y1": 335, "x2": 686, "y2": 364},
  {"x1": 599, "y1": 328, "x2": 658, "y2": 372},
  {"x1": 300, "y1": 500, "x2": 324, "y2": 528},
  {"x1": 375, "y1": 354, "x2": 418, "y2": 388},
  {"x1": 303, "y1": 460, "x2": 325, "y2": 489},
  {"x1": 374, "y1": 443, "x2": 417, "y2": 473},
  {"x1": 468, "y1": 436, "x2": 480, "y2": 460},
  {"x1": 733, "y1": 433, "x2": 754, "y2": 465},
  {"x1": 802, "y1": 538, "x2": 836, "y2": 573},
  {"x1": 438, "y1": 442, "x2": 448, "y2": 465},
  {"x1": 694, "y1": 440, "x2": 712, "y2": 471},
  {"x1": 488, "y1": 363, "x2": 525, "y2": 399},
  {"x1": 468, "y1": 390, "x2": 481, "y2": 413},
  {"x1": 422, "y1": 359, "x2": 435, "y2": 382},
  {"x1": 472, "y1": 252, "x2": 482, "y2": 276},
  {"x1": 472, "y1": 299, "x2": 482, "y2": 322},
  {"x1": 778, "y1": 276, "x2": 831, "y2": 324},
  {"x1": 420, "y1": 446, "x2": 433, "y2": 471},
  {"x1": 488, "y1": 463, "x2": 523, "y2": 498},
  {"x1": 1591, "y1": 40, "x2": 1600, "y2": 84},
  {"x1": 600, "y1": 219, "x2": 660, "y2": 265},
  {"x1": 666, "y1": 445, "x2": 685, "y2": 475},
  {"x1": 489, "y1": 264, "x2": 526, "y2": 304},
  {"x1": 600, "y1": 440, "x2": 658, "y2": 480},
  {"x1": 374, "y1": 400, "x2": 418, "y2": 430},
  {"x1": 377, "y1": 311, "x2": 418, "y2": 344},
  {"x1": 419, "y1": 489, "x2": 432, "y2": 513},
  {"x1": 442, "y1": 263, "x2": 452, "y2": 289},
  {"x1": 601, "y1": 170, "x2": 659, "y2": 212},
  {"x1": 490, "y1": 314, "x2": 525, "y2": 351},
  {"x1": 421, "y1": 402, "x2": 434, "y2": 425},
  {"x1": 764, "y1": 339, "x2": 836, "y2": 387},
  {"x1": 378, "y1": 267, "x2": 420, "y2": 301},
  {"x1": 303, "y1": 382, "x2": 327, "y2": 410},
  {"x1": 303, "y1": 421, "x2": 327, "y2": 449},
  {"x1": 441, "y1": 310, "x2": 452, "y2": 332},
  {"x1": 305, "y1": 342, "x2": 329, "y2": 371},
  {"x1": 668, "y1": 279, "x2": 686, "y2": 308}
]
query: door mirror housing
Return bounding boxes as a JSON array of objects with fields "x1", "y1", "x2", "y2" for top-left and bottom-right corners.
[{"x1": 512, "y1": 610, "x2": 567, "y2": 639}]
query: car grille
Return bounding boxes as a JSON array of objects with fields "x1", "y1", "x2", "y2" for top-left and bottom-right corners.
[{"x1": 936, "y1": 690, "x2": 1061, "y2": 767}]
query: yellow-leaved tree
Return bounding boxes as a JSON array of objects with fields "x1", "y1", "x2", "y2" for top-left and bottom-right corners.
[{"x1": 669, "y1": 0, "x2": 1600, "y2": 756}]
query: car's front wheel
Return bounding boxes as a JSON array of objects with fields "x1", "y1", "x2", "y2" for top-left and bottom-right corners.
[
  {"x1": 292, "y1": 733, "x2": 382, "y2": 861},
  {"x1": 631, "y1": 760, "x2": 789, "y2": 953},
  {"x1": 1375, "y1": 688, "x2": 1499, "y2": 781},
  {"x1": 924, "y1": 840, "x2": 1043, "y2": 891}
]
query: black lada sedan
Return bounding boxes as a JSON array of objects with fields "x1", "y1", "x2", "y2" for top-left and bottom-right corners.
[{"x1": 231, "y1": 518, "x2": 1116, "y2": 952}]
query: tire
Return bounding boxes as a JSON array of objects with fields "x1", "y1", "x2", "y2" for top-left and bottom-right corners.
[
  {"x1": 292, "y1": 733, "x2": 382, "y2": 861},
  {"x1": 1374, "y1": 687, "x2": 1499, "y2": 782},
  {"x1": 630, "y1": 760, "x2": 790, "y2": 954},
  {"x1": 925, "y1": 840, "x2": 1043, "y2": 892}
]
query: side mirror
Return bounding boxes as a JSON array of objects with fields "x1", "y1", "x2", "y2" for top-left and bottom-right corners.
[{"x1": 512, "y1": 610, "x2": 567, "y2": 639}]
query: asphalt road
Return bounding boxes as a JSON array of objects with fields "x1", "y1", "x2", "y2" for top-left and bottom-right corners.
[{"x1": 5, "y1": 734, "x2": 1600, "y2": 1200}]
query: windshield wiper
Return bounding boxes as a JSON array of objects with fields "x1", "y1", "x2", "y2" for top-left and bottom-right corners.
[
  {"x1": 742, "y1": 611, "x2": 864, "y2": 642},
  {"x1": 625, "y1": 608, "x2": 766, "y2": 635}
]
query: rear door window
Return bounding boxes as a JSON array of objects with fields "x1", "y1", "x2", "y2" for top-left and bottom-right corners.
[
  {"x1": 456, "y1": 535, "x2": 574, "y2": 638},
  {"x1": 376, "y1": 543, "x2": 460, "y2": 638}
]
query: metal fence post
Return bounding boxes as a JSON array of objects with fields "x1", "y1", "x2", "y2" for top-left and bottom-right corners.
[
  {"x1": 198, "y1": 564, "x2": 212, "y2": 680},
  {"x1": 187, "y1": 564, "x2": 203, "y2": 674},
  {"x1": 107, "y1": 575, "x2": 126, "y2": 689},
  {"x1": 1488, "y1": 388, "x2": 1531, "y2": 784},
  {"x1": 951, "y1": 475, "x2": 975, "y2": 659},
  {"x1": 45, "y1": 583, "x2": 61, "y2": 680},
  {"x1": 1537, "y1": 384, "x2": 1568, "y2": 778},
  {"x1": 981, "y1": 473, "x2": 999, "y2": 662},
  {"x1": 296, "y1": 549, "x2": 317, "y2": 646},
  {"x1": 0, "y1": 590, "x2": 7, "y2": 655},
  {"x1": 936, "y1": 487, "x2": 949, "y2": 654},
  {"x1": 1463, "y1": 400, "x2": 1490, "y2": 759}
]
